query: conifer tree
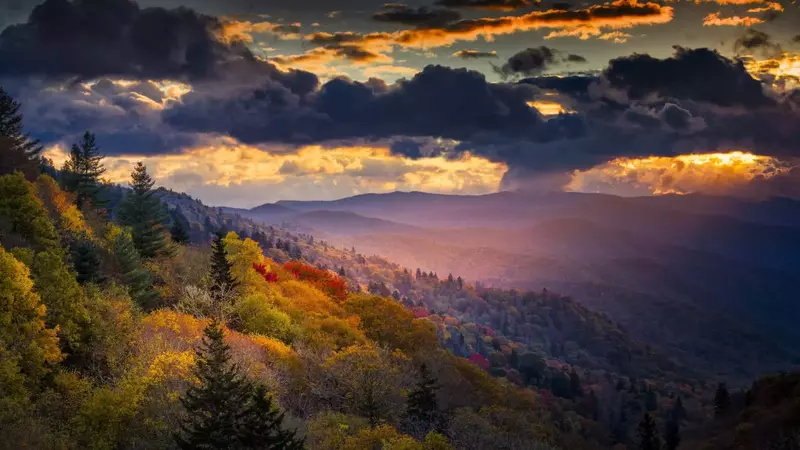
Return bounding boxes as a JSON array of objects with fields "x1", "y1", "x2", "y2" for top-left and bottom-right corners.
[
  {"x1": 171, "y1": 218, "x2": 190, "y2": 245},
  {"x1": 176, "y1": 319, "x2": 253, "y2": 450},
  {"x1": 239, "y1": 384, "x2": 305, "y2": 450},
  {"x1": 664, "y1": 416, "x2": 681, "y2": 450},
  {"x1": 570, "y1": 368, "x2": 583, "y2": 397},
  {"x1": 210, "y1": 232, "x2": 238, "y2": 301},
  {"x1": 0, "y1": 87, "x2": 42, "y2": 179},
  {"x1": 713, "y1": 383, "x2": 731, "y2": 417},
  {"x1": 70, "y1": 238, "x2": 103, "y2": 284},
  {"x1": 114, "y1": 231, "x2": 159, "y2": 309},
  {"x1": 636, "y1": 413, "x2": 662, "y2": 450},
  {"x1": 672, "y1": 396, "x2": 687, "y2": 421},
  {"x1": 62, "y1": 131, "x2": 106, "y2": 210},
  {"x1": 118, "y1": 162, "x2": 171, "y2": 259},
  {"x1": 407, "y1": 363, "x2": 441, "y2": 431},
  {"x1": 645, "y1": 387, "x2": 658, "y2": 411}
]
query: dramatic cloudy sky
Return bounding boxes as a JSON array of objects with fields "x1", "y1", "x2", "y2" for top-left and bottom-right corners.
[{"x1": 0, "y1": 0, "x2": 798, "y2": 206}]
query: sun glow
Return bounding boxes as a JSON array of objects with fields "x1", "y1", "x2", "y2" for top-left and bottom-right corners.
[
  {"x1": 527, "y1": 100, "x2": 572, "y2": 116},
  {"x1": 744, "y1": 53, "x2": 800, "y2": 90},
  {"x1": 566, "y1": 151, "x2": 790, "y2": 196},
  {"x1": 44, "y1": 139, "x2": 507, "y2": 206}
]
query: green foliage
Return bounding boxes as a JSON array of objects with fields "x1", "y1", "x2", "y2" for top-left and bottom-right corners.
[
  {"x1": 211, "y1": 231, "x2": 238, "y2": 297},
  {"x1": 70, "y1": 238, "x2": 104, "y2": 284},
  {"x1": 16, "y1": 248, "x2": 89, "y2": 354},
  {"x1": 62, "y1": 131, "x2": 106, "y2": 210},
  {"x1": 407, "y1": 363, "x2": 441, "y2": 434},
  {"x1": 171, "y1": 218, "x2": 190, "y2": 245},
  {"x1": 235, "y1": 293, "x2": 297, "y2": 343},
  {"x1": 344, "y1": 295, "x2": 438, "y2": 353},
  {"x1": 118, "y1": 162, "x2": 171, "y2": 259},
  {"x1": 0, "y1": 87, "x2": 42, "y2": 179},
  {"x1": 0, "y1": 172, "x2": 59, "y2": 250},
  {"x1": 0, "y1": 246, "x2": 61, "y2": 422},
  {"x1": 239, "y1": 384, "x2": 305, "y2": 449},
  {"x1": 113, "y1": 231, "x2": 159, "y2": 309},
  {"x1": 177, "y1": 320, "x2": 298, "y2": 449}
]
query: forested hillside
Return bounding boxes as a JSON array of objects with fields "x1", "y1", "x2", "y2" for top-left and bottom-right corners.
[{"x1": 2, "y1": 87, "x2": 798, "y2": 449}]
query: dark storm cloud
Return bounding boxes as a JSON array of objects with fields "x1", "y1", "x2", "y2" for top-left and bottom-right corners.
[
  {"x1": 436, "y1": 0, "x2": 532, "y2": 10},
  {"x1": 373, "y1": 4, "x2": 461, "y2": 28},
  {"x1": 0, "y1": 0, "x2": 260, "y2": 80},
  {"x1": 494, "y1": 46, "x2": 586, "y2": 79},
  {"x1": 164, "y1": 65, "x2": 551, "y2": 145},
  {"x1": 453, "y1": 49, "x2": 498, "y2": 59},
  {"x1": 734, "y1": 29, "x2": 782, "y2": 57},
  {"x1": 603, "y1": 46, "x2": 772, "y2": 108}
]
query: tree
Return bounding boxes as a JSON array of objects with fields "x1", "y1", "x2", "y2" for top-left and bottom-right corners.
[
  {"x1": 636, "y1": 413, "x2": 661, "y2": 450},
  {"x1": 0, "y1": 87, "x2": 42, "y2": 178},
  {"x1": 210, "y1": 232, "x2": 238, "y2": 307},
  {"x1": 175, "y1": 320, "x2": 253, "y2": 450},
  {"x1": 70, "y1": 238, "x2": 104, "y2": 284},
  {"x1": 114, "y1": 231, "x2": 159, "y2": 310},
  {"x1": 62, "y1": 131, "x2": 106, "y2": 210},
  {"x1": 664, "y1": 416, "x2": 680, "y2": 450},
  {"x1": 0, "y1": 247, "x2": 61, "y2": 419},
  {"x1": 407, "y1": 363, "x2": 441, "y2": 432},
  {"x1": 239, "y1": 384, "x2": 304, "y2": 450},
  {"x1": 171, "y1": 219, "x2": 190, "y2": 245},
  {"x1": 714, "y1": 383, "x2": 731, "y2": 418},
  {"x1": 117, "y1": 162, "x2": 171, "y2": 259}
]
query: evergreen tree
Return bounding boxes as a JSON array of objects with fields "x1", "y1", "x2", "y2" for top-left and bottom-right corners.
[
  {"x1": 175, "y1": 320, "x2": 253, "y2": 450},
  {"x1": 70, "y1": 238, "x2": 104, "y2": 284},
  {"x1": 239, "y1": 384, "x2": 304, "y2": 450},
  {"x1": 114, "y1": 232, "x2": 159, "y2": 309},
  {"x1": 62, "y1": 131, "x2": 106, "y2": 210},
  {"x1": 714, "y1": 383, "x2": 731, "y2": 417},
  {"x1": 171, "y1": 218, "x2": 190, "y2": 245},
  {"x1": 210, "y1": 232, "x2": 238, "y2": 303},
  {"x1": 636, "y1": 413, "x2": 662, "y2": 450},
  {"x1": 0, "y1": 87, "x2": 42, "y2": 178},
  {"x1": 664, "y1": 416, "x2": 681, "y2": 450},
  {"x1": 407, "y1": 363, "x2": 441, "y2": 431},
  {"x1": 118, "y1": 162, "x2": 171, "y2": 259},
  {"x1": 337, "y1": 266, "x2": 346, "y2": 277}
]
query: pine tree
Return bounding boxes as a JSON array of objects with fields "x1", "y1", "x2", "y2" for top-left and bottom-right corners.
[
  {"x1": 171, "y1": 218, "x2": 190, "y2": 245},
  {"x1": 175, "y1": 320, "x2": 253, "y2": 450},
  {"x1": 664, "y1": 416, "x2": 681, "y2": 450},
  {"x1": 713, "y1": 383, "x2": 731, "y2": 417},
  {"x1": 114, "y1": 232, "x2": 159, "y2": 309},
  {"x1": 210, "y1": 232, "x2": 238, "y2": 303},
  {"x1": 118, "y1": 162, "x2": 171, "y2": 259},
  {"x1": 70, "y1": 238, "x2": 104, "y2": 284},
  {"x1": 239, "y1": 384, "x2": 304, "y2": 450},
  {"x1": 407, "y1": 363, "x2": 440, "y2": 431},
  {"x1": 636, "y1": 413, "x2": 662, "y2": 450},
  {"x1": 0, "y1": 87, "x2": 42, "y2": 179},
  {"x1": 62, "y1": 131, "x2": 106, "y2": 210}
]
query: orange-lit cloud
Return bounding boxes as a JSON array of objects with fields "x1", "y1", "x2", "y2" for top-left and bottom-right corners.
[
  {"x1": 44, "y1": 139, "x2": 506, "y2": 207},
  {"x1": 217, "y1": 19, "x2": 303, "y2": 43},
  {"x1": 743, "y1": 53, "x2": 800, "y2": 90},
  {"x1": 703, "y1": 12, "x2": 764, "y2": 26},
  {"x1": 527, "y1": 100, "x2": 573, "y2": 115},
  {"x1": 747, "y1": 1, "x2": 784, "y2": 12},
  {"x1": 282, "y1": 0, "x2": 672, "y2": 67},
  {"x1": 565, "y1": 151, "x2": 791, "y2": 196}
]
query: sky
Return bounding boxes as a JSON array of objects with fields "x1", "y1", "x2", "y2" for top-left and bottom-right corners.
[{"x1": 0, "y1": 0, "x2": 799, "y2": 207}]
